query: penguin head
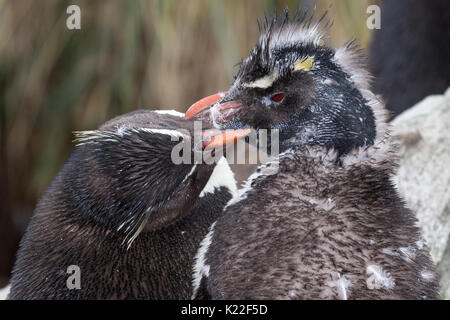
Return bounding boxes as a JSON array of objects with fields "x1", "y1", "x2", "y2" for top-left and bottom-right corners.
[
  {"x1": 186, "y1": 9, "x2": 383, "y2": 157},
  {"x1": 73, "y1": 111, "x2": 219, "y2": 247}
]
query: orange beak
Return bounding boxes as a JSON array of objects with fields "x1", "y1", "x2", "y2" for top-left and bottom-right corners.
[
  {"x1": 185, "y1": 92, "x2": 242, "y2": 122},
  {"x1": 185, "y1": 92, "x2": 227, "y2": 120},
  {"x1": 201, "y1": 128, "x2": 251, "y2": 150},
  {"x1": 187, "y1": 92, "x2": 248, "y2": 150}
]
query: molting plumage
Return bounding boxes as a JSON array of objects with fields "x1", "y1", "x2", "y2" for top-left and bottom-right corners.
[{"x1": 188, "y1": 9, "x2": 440, "y2": 300}]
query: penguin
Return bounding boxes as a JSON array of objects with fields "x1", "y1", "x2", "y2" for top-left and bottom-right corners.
[
  {"x1": 369, "y1": 0, "x2": 450, "y2": 119},
  {"x1": 9, "y1": 109, "x2": 242, "y2": 299},
  {"x1": 186, "y1": 10, "x2": 441, "y2": 299}
]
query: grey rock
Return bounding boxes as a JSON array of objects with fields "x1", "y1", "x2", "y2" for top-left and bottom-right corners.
[{"x1": 391, "y1": 87, "x2": 450, "y2": 298}]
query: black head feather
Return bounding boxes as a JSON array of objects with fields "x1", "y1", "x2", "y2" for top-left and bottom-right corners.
[{"x1": 218, "y1": 8, "x2": 377, "y2": 158}]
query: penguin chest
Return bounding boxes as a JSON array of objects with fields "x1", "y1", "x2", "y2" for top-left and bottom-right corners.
[{"x1": 207, "y1": 178, "x2": 437, "y2": 299}]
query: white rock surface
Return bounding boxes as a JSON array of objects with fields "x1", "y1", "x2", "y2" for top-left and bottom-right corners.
[{"x1": 391, "y1": 87, "x2": 450, "y2": 298}]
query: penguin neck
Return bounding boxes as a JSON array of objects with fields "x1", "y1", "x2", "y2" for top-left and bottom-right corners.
[
  {"x1": 284, "y1": 129, "x2": 397, "y2": 168},
  {"x1": 236, "y1": 135, "x2": 399, "y2": 209}
]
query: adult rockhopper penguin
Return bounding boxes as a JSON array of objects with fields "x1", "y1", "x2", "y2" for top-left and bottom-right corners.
[
  {"x1": 186, "y1": 10, "x2": 441, "y2": 299},
  {"x1": 9, "y1": 110, "x2": 241, "y2": 299}
]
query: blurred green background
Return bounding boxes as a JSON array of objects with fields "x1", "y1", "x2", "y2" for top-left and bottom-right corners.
[{"x1": 0, "y1": 0, "x2": 378, "y2": 285}]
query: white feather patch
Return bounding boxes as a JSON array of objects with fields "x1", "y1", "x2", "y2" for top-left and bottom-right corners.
[
  {"x1": 153, "y1": 109, "x2": 185, "y2": 118},
  {"x1": 366, "y1": 264, "x2": 395, "y2": 290},
  {"x1": 267, "y1": 21, "x2": 326, "y2": 51},
  {"x1": 399, "y1": 246, "x2": 417, "y2": 262},
  {"x1": 0, "y1": 284, "x2": 10, "y2": 300},
  {"x1": 74, "y1": 127, "x2": 187, "y2": 146},
  {"x1": 199, "y1": 157, "x2": 238, "y2": 198},
  {"x1": 138, "y1": 128, "x2": 187, "y2": 140},
  {"x1": 327, "y1": 274, "x2": 352, "y2": 300},
  {"x1": 181, "y1": 164, "x2": 197, "y2": 184},
  {"x1": 244, "y1": 71, "x2": 278, "y2": 89},
  {"x1": 416, "y1": 240, "x2": 424, "y2": 250},
  {"x1": 421, "y1": 270, "x2": 435, "y2": 281},
  {"x1": 192, "y1": 222, "x2": 217, "y2": 298}
]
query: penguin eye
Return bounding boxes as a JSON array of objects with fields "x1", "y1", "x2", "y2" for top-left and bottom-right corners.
[{"x1": 271, "y1": 93, "x2": 285, "y2": 103}]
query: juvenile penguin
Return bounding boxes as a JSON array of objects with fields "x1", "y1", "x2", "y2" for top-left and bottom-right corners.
[
  {"x1": 9, "y1": 110, "x2": 241, "y2": 299},
  {"x1": 186, "y1": 10, "x2": 440, "y2": 299}
]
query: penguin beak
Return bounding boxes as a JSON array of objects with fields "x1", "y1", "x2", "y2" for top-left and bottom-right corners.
[
  {"x1": 186, "y1": 92, "x2": 248, "y2": 150},
  {"x1": 201, "y1": 128, "x2": 251, "y2": 150},
  {"x1": 185, "y1": 92, "x2": 243, "y2": 124}
]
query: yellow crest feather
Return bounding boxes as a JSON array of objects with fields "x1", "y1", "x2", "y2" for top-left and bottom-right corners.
[{"x1": 293, "y1": 56, "x2": 315, "y2": 71}]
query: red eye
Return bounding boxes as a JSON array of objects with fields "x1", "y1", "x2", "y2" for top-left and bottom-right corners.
[{"x1": 271, "y1": 93, "x2": 285, "y2": 102}]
